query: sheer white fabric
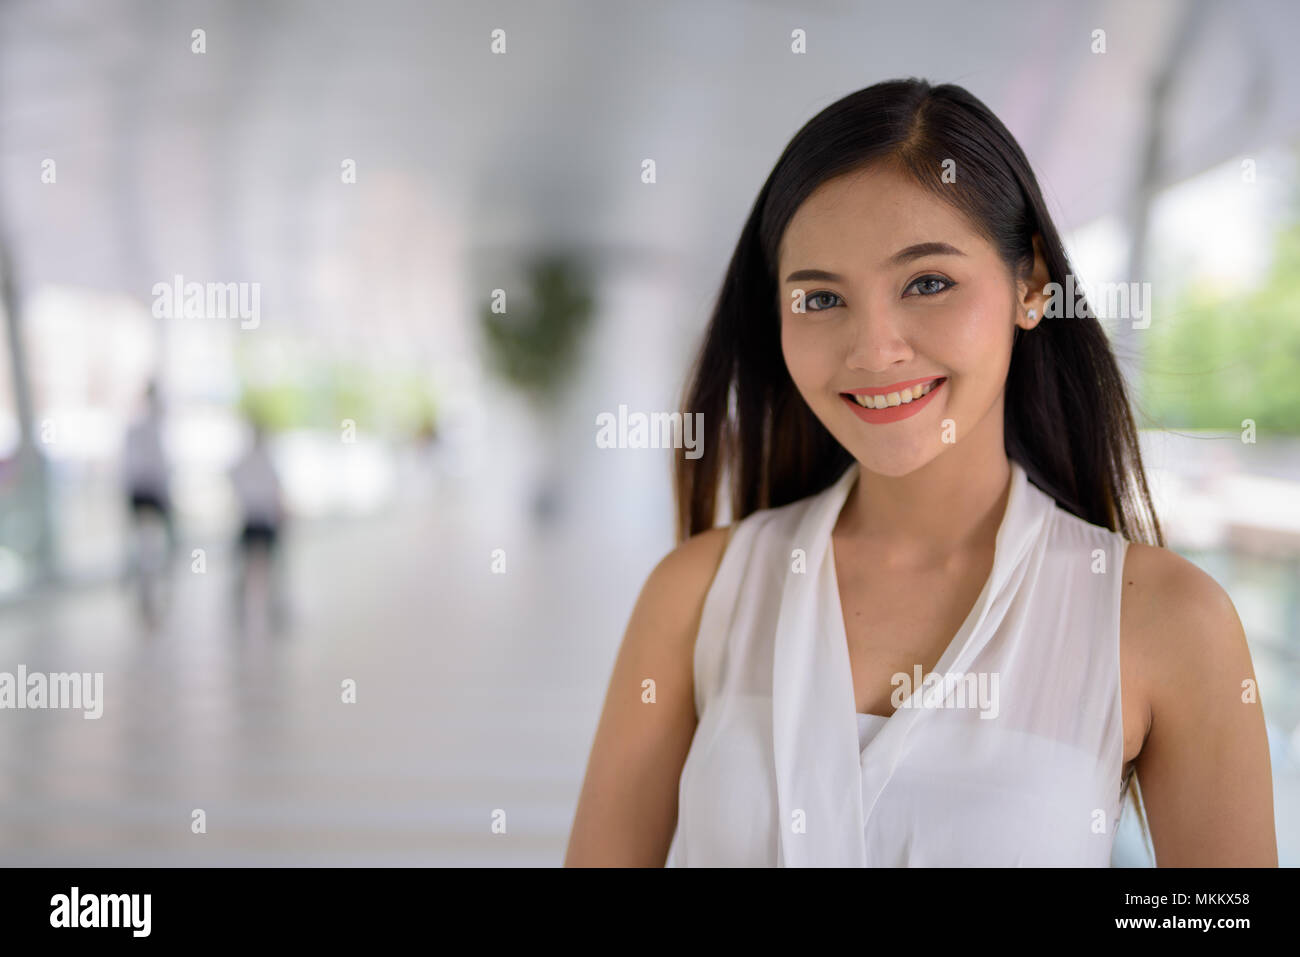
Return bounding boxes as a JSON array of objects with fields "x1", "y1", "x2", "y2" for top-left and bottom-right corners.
[
  {"x1": 665, "y1": 459, "x2": 1130, "y2": 867},
  {"x1": 856, "y1": 713, "x2": 889, "y2": 752}
]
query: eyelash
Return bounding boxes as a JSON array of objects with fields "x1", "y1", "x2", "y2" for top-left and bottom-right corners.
[{"x1": 801, "y1": 275, "x2": 956, "y2": 311}]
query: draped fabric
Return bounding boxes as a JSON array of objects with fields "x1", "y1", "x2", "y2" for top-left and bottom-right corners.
[{"x1": 666, "y1": 459, "x2": 1130, "y2": 867}]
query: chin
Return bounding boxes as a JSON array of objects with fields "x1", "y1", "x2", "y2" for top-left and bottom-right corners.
[{"x1": 853, "y1": 448, "x2": 941, "y2": 479}]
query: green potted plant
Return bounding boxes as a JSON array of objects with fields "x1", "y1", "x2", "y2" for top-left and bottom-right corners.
[{"x1": 479, "y1": 254, "x2": 596, "y2": 522}]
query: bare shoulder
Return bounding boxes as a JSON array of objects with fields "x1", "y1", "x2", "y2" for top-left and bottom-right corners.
[
  {"x1": 655, "y1": 525, "x2": 732, "y2": 584},
  {"x1": 632, "y1": 525, "x2": 733, "y2": 648},
  {"x1": 1119, "y1": 542, "x2": 1276, "y2": 865},
  {"x1": 1121, "y1": 543, "x2": 1244, "y2": 659},
  {"x1": 1120, "y1": 543, "x2": 1251, "y2": 742}
]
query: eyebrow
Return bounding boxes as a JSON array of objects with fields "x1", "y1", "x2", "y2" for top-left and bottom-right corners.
[{"x1": 783, "y1": 242, "x2": 966, "y2": 283}]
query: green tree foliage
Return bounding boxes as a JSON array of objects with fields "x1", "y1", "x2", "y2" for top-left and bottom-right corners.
[
  {"x1": 238, "y1": 364, "x2": 437, "y2": 438},
  {"x1": 1140, "y1": 221, "x2": 1300, "y2": 434},
  {"x1": 479, "y1": 256, "x2": 596, "y2": 408}
]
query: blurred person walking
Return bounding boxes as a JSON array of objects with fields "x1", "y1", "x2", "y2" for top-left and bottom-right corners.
[
  {"x1": 122, "y1": 381, "x2": 175, "y2": 628},
  {"x1": 229, "y1": 420, "x2": 287, "y2": 633}
]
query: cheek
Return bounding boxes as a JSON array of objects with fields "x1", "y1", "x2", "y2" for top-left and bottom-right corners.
[
  {"x1": 940, "y1": 291, "x2": 1015, "y2": 375},
  {"x1": 780, "y1": 319, "x2": 834, "y2": 391}
]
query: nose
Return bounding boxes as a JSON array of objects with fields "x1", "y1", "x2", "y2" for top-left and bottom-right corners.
[{"x1": 844, "y1": 302, "x2": 913, "y2": 372}]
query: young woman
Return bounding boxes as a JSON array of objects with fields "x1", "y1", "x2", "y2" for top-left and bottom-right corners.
[{"x1": 565, "y1": 78, "x2": 1277, "y2": 866}]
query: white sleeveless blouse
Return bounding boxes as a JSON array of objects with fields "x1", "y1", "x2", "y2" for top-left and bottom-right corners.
[{"x1": 665, "y1": 459, "x2": 1132, "y2": 867}]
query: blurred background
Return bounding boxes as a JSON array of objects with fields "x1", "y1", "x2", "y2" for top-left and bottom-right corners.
[{"x1": 0, "y1": 0, "x2": 1297, "y2": 866}]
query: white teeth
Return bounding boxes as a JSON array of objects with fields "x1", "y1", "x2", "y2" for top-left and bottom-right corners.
[{"x1": 849, "y1": 379, "x2": 941, "y2": 409}]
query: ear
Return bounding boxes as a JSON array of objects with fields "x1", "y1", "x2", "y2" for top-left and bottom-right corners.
[{"x1": 1014, "y1": 234, "x2": 1051, "y2": 331}]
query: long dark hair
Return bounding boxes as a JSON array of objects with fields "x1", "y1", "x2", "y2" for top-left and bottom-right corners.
[{"x1": 673, "y1": 77, "x2": 1162, "y2": 854}]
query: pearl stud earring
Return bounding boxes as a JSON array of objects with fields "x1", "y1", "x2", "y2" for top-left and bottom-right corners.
[{"x1": 1027, "y1": 308, "x2": 1037, "y2": 320}]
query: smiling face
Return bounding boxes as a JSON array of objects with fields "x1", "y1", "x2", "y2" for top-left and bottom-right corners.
[{"x1": 777, "y1": 161, "x2": 1043, "y2": 478}]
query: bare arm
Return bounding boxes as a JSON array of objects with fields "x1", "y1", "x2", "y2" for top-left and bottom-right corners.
[
  {"x1": 1123, "y1": 543, "x2": 1277, "y2": 866},
  {"x1": 564, "y1": 527, "x2": 731, "y2": 867}
]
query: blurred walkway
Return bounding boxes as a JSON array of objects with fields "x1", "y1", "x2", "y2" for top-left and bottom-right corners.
[
  {"x1": 1, "y1": 491, "x2": 1296, "y2": 866},
  {"x1": 0, "y1": 496, "x2": 643, "y2": 866}
]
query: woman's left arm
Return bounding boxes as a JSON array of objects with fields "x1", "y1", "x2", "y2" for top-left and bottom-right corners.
[{"x1": 1123, "y1": 543, "x2": 1278, "y2": 866}]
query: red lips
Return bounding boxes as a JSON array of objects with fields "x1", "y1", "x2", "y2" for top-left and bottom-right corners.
[{"x1": 841, "y1": 375, "x2": 944, "y2": 398}]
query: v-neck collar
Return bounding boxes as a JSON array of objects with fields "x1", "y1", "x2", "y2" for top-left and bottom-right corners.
[{"x1": 771, "y1": 457, "x2": 1054, "y2": 866}]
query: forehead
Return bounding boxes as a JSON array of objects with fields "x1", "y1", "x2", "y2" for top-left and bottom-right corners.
[{"x1": 777, "y1": 163, "x2": 984, "y2": 270}]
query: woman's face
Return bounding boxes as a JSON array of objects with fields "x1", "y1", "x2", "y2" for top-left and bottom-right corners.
[{"x1": 777, "y1": 162, "x2": 1041, "y2": 478}]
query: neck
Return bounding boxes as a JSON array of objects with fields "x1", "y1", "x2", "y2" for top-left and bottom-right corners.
[{"x1": 838, "y1": 415, "x2": 1013, "y2": 563}]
